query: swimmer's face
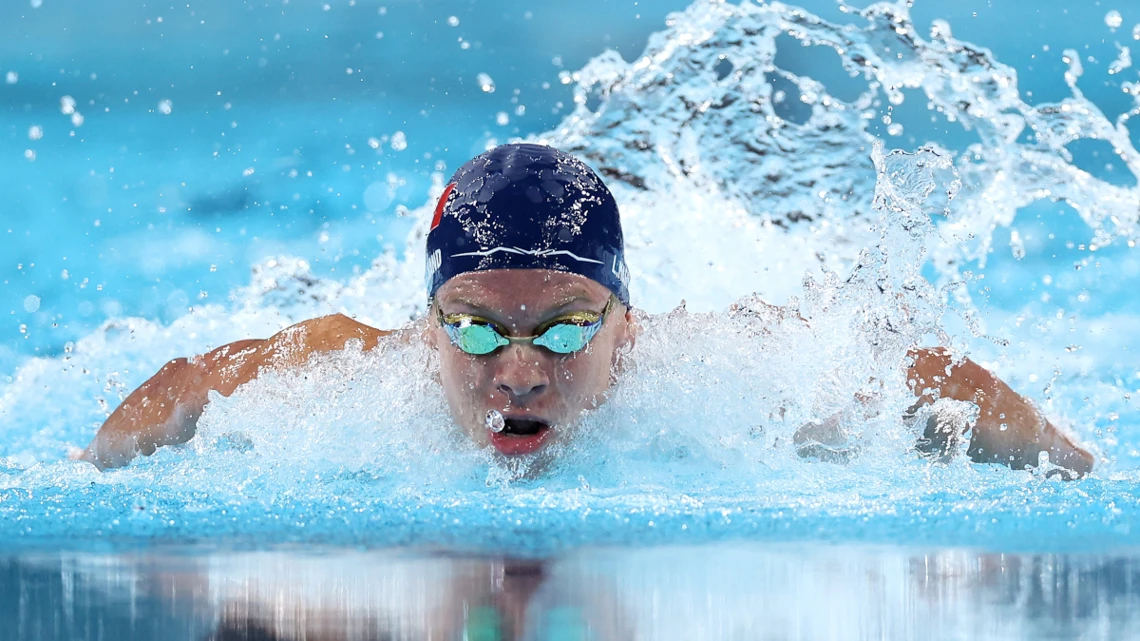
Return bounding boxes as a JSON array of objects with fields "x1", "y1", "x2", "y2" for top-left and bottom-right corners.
[{"x1": 429, "y1": 270, "x2": 634, "y2": 456}]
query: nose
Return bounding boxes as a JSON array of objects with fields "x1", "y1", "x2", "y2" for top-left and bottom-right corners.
[{"x1": 495, "y1": 345, "x2": 550, "y2": 400}]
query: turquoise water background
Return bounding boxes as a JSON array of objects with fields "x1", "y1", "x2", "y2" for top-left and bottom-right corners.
[
  {"x1": 3, "y1": 2, "x2": 1140, "y2": 638},
  {"x1": 3, "y1": 0, "x2": 1137, "y2": 371}
]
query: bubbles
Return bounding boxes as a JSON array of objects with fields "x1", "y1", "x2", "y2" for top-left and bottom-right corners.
[
  {"x1": 1106, "y1": 10, "x2": 1124, "y2": 30},
  {"x1": 60, "y1": 95, "x2": 83, "y2": 127},
  {"x1": 495, "y1": 111, "x2": 510, "y2": 126},
  {"x1": 157, "y1": 99, "x2": 173, "y2": 115},
  {"x1": 27, "y1": 126, "x2": 43, "y2": 141},
  {"x1": 1110, "y1": 46, "x2": 1133, "y2": 75},
  {"x1": 390, "y1": 130, "x2": 408, "y2": 151},
  {"x1": 447, "y1": 15, "x2": 459, "y2": 27},
  {"x1": 476, "y1": 72, "x2": 496, "y2": 93},
  {"x1": 22, "y1": 296, "x2": 40, "y2": 313},
  {"x1": 4, "y1": 71, "x2": 16, "y2": 84}
]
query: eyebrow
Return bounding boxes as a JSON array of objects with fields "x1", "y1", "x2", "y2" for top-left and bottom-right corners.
[
  {"x1": 443, "y1": 292, "x2": 602, "y2": 326},
  {"x1": 445, "y1": 298, "x2": 500, "y2": 317}
]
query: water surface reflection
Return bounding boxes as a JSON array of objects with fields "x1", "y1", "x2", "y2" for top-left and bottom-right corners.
[{"x1": 4, "y1": 545, "x2": 1140, "y2": 640}]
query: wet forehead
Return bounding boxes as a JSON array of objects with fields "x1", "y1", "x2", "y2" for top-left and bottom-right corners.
[{"x1": 436, "y1": 270, "x2": 610, "y2": 323}]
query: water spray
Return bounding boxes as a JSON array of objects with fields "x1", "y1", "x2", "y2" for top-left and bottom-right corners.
[{"x1": 485, "y1": 409, "x2": 506, "y2": 433}]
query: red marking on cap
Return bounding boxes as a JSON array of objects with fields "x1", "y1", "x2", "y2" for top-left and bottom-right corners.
[{"x1": 431, "y1": 182, "x2": 456, "y2": 231}]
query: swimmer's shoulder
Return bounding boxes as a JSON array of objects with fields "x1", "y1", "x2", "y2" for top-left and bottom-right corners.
[
  {"x1": 202, "y1": 313, "x2": 400, "y2": 378},
  {"x1": 280, "y1": 313, "x2": 392, "y2": 353}
]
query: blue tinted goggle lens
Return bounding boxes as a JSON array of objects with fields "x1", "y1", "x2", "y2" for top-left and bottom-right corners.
[
  {"x1": 439, "y1": 300, "x2": 611, "y2": 356},
  {"x1": 443, "y1": 321, "x2": 508, "y2": 355}
]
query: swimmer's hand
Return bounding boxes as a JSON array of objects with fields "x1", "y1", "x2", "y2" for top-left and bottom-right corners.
[
  {"x1": 907, "y1": 348, "x2": 1094, "y2": 478},
  {"x1": 78, "y1": 353, "x2": 213, "y2": 470},
  {"x1": 79, "y1": 314, "x2": 389, "y2": 470},
  {"x1": 793, "y1": 415, "x2": 860, "y2": 464}
]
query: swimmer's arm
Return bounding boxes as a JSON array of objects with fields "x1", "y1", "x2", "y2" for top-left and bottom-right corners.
[
  {"x1": 79, "y1": 314, "x2": 389, "y2": 470},
  {"x1": 906, "y1": 347, "x2": 1094, "y2": 477}
]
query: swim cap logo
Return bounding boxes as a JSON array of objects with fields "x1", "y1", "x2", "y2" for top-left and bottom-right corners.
[
  {"x1": 430, "y1": 182, "x2": 457, "y2": 232},
  {"x1": 612, "y1": 255, "x2": 631, "y2": 288},
  {"x1": 425, "y1": 248, "x2": 442, "y2": 280}
]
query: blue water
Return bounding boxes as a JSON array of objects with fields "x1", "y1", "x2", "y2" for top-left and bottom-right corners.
[
  {"x1": 0, "y1": 0, "x2": 693, "y2": 370},
  {"x1": 4, "y1": 0, "x2": 1140, "y2": 638},
  {"x1": 4, "y1": 0, "x2": 1138, "y2": 370}
]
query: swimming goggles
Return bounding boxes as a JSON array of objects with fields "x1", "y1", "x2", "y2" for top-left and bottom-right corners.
[{"x1": 438, "y1": 297, "x2": 614, "y2": 356}]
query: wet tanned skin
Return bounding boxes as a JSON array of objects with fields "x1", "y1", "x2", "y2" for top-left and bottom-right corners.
[
  {"x1": 906, "y1": 348, "x2": 1093, "y2": 476},
  {"x1": 79, "y1": 314, "x2": 390, "y2": 469},
  {"x1": 80, "y1": 269, "x2": 1093, "y2": 477},
  {"x1": 427, "y1": 271, "x2": 635, "y2": 450}
]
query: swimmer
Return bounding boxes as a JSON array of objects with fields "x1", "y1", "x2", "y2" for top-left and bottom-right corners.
[{"x1": 78, "y1": 143, "x2": 1095, "y2": 477}]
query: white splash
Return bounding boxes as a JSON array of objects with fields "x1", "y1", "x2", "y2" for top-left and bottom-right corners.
[{"x1": 0, "y1": 0, "x2": 1136, "y2": 549}]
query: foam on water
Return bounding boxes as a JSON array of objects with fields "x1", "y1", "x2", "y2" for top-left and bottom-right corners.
[{"x1": 2, "y1": 0, "x2": 1140, "y2": 552}]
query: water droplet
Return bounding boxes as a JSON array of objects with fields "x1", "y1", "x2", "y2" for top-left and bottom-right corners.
[
  {"x1": 1106, "y1": 10, "x2": 1123, "y2": 30},
  {"x1": 485, "y1": 409, "x2": 505, "y2": 433},
  {"x1": 391, "y1": 131, "x2": 407, "y2": 151},
  {"x1": 476, "y1": 72, "x2": 496, "y2": 93}
]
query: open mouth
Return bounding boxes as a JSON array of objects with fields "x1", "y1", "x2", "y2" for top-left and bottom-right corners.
[
  {"x1": 501, "y1": 419, "x2": 547, "y2": 436},
  {"x1": 489, "y1": 417, "x2": 553, "y2": 455}
]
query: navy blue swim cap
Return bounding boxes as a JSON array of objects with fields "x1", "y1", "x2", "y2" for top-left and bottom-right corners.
[{"x1": 425, "y1": 143, "x2": 630, "y2": 304}]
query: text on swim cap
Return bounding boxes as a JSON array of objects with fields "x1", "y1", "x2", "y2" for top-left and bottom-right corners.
[{"x1": 425, "y1": 249, "x2": 442, "y2": 280}]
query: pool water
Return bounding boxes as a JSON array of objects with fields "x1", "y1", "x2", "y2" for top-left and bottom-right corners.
[{"x1": 3, "y1": 0, "x2": 1140, "y2": 638}]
